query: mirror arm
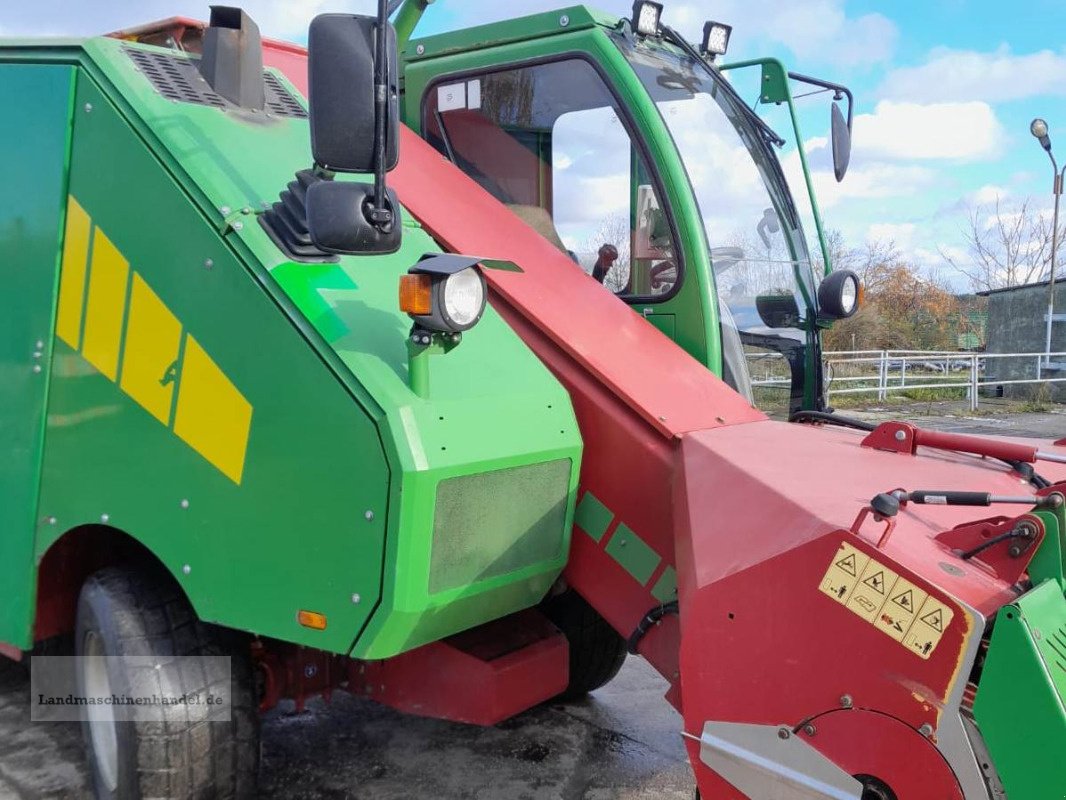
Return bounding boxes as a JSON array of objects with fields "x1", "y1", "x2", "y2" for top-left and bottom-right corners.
[
  {"x1": 368, "y1": 0, "x2": 393, "y2": 228},
  {"x1": 787, "y1": 71, "x2": 853, "y2": 131}
]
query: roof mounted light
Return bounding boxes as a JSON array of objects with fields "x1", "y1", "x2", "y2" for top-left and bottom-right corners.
[
  {"x1": 631, "y1": 1, "x2": 663, "y2": 36},
  {"x1": 701, "y1": 21, "x2": 732, "y2": 59}
]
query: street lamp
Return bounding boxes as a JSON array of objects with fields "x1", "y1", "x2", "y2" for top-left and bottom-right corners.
[{"x1": 1031, "y1": 119, "x2": 1065, "y2": 370}]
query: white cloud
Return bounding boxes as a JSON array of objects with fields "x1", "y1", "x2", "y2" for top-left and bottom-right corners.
[
  {"x1": 879, "y1": 45, "x2": 1066, "y2": 103},
  {"x1": 850, "y1": 101, "x2": 1005, "y2": 162},
  {"x1": 867, "y1": 222, "x2": 916, "y2": 247},
  {"x1": 970, "y1": 184, "x2": 1009, "y2": 205}
]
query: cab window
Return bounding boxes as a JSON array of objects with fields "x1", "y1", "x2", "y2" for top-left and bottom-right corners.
[{"x1": 423, "y1": 58, "x2": 680, "y2": 300}]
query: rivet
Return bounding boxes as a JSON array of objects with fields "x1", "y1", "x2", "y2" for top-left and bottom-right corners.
[
  {"x1": 220, "y1": 206, "x2": 231, "y2": 215},
  {"x1": 894, "y1": 430, "x2": 907, "y2": 441},
  {"x1": 416, "y1": 44, "x2": 425, "y2": 55},
  {"x1": 35, "y1": 340, "x2": 44, "y2": 349},
  {"x1": 777, "y1": 727, "x2": 790, "y2": 740},
  {"x1": 351, "y1": 593, "x2": 361, "y2": 604},
  {"x1": 658, "y1": 415, "x2": 667, "y2": 421},
  {"x1": 204, "y1": 258, "x2": 214, "y2": 270},
  {"x1": 33, "y1": 351, "x2": 42, "y2": 359},
  {"x1": 32, "y1": 364, "x2": 42, "y2": 373},
  {"x1": 241, "y1": 206, "x2": 251, "y2": 214},
  {"x1": 304, "y1": 664, "x2": 317, "y2": 678},
  {"x1": 559, "y1": 14, "x2": 570, "y2": 26},
  {"x1": 182, "y1": 564, "x2": 191, "y2": 575},
  {"x1": 364, "y1": 510, "x2": 374, "y2": 521},
  {"x1": 840, "y1": 694, "x2": 853, "y2": 708},
  {"x1": 919, "y1": 723, "x2": 934, "y2": 737},
  {"x1": 232, "y1": 221, "x2": 244, "y2": 231},
  {"x1": 180, "y1": 499, "x2": 190, "y2": 509},
  {"x1": 47, "y1": 516, "x2": 57, "y2": 525},
  {"x1": 100, "y1": 513, "x2": 110, "y2": 523},
  {"x1": 84, "y1": 102, "x2": 93, "y2": 113},
  {"x1": 802, "y1": 723, "x2": 817, "y2": 736}
]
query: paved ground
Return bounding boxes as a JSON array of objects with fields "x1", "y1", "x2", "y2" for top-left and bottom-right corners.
[{"x1": 1, "y1": 405, "x2": 1063, "y2": 800}]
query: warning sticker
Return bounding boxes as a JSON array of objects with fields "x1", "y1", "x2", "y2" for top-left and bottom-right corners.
[
  {"x1": 847, "y1": 560, "x2": 899, "y2": 622},
  {"x1": 874, "y1": 576, "x2": 928, "y2": 642},
  {"x1": 903, "y1": 596, "x2": 954, "y2": 660},
  {"x1": 818, "y1": 541, "x2": 952, "y2": 658},
  {"x1": 818, "y1": 542, "x2": 869, "y2": 604}
]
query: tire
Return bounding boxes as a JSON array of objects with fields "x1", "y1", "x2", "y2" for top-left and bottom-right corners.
[
  {"x1": 542, "y1": 589, "x2": 627, "y2": 700},
  {"x1": 74, "y1": 565, "x2": 259, "y2": 800}
]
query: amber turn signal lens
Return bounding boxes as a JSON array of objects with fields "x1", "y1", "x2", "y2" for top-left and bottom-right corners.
[
  {"x1": 399, "y1": 273, "x2": 433, "y2": 316},
  {"x1": 297, "y1": 610, "x2": 327, "y2": 630}
]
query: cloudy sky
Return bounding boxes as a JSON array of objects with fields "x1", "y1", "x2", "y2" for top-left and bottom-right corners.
[{"x1": 6, "y1": 0, "x2": 1065, "y2": 287}]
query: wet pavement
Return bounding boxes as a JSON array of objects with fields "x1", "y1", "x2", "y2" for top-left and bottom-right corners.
[{"x1": 2, "y1": 407, "x2": 1063, "y2": 800}]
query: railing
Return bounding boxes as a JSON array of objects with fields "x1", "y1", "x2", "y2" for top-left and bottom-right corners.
[{"x1": 747, "y1": 349, "x2": 1066, "y2": 411}]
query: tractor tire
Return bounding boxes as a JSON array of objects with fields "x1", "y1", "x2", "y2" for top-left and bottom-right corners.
[
  {"x1": 542, "y1": 589, "x2": 627, "y2": 700},
  {"x1": 74, "y1": 565, "x2": 259, "y2": 800}
]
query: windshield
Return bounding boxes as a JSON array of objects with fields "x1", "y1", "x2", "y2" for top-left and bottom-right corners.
[{"x1": 614, "y1": 34, "x2": 819, "y2": 414}]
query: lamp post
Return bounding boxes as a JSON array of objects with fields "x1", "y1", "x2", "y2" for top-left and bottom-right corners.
[{"x1": 1031, "y1": 118, "x2": 1065, "y2": 370}]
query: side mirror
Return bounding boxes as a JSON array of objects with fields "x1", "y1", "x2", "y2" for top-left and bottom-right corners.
[
  {"x1": 831, "y1": 101, "x2": 851, "y2": 182},
  {"x1": 818, "y1": 269, "x2": 861, "y2": 320},
  {"x1": 305, "y1": 10, "x2": 401, "y2": 255},
  {"x1": 308, "y1": 13, "x2": 398, "y2": 173},
  {"x1": 756, "y1": 293, "x2": 801, "y2": 329}
]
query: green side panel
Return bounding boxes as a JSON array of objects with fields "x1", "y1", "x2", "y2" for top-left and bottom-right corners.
[
  {"x1": 0, "y1": 64, "x2": 75, "y2": 649},
  {"x1": 35, "y1": 73, "x2": 391, "y2": 655},
  {"x1": 575, "y1": 491, "x2": 613, "y2": 543},
  {"x1": 651, "y1": 566, "x2": 677, "y2": 602},
  {"x1": 973, "y1": 580, "x2": 1066, "y2": 799},
  {"x1": 605, "y1": 523, "x2": 661, "y2": 585},
  {"x1": 1032, "y1": 508, "x2": 1066, "y2": 591},
  {"x1": 73, "y1": 38, "x2": 584, "y2": 658}
]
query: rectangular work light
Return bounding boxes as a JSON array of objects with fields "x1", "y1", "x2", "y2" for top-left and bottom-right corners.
[
  {"x1": 632, "y1": 1, "x2": 663, "y2": 36},
  {"x1": 701, "y1": 21, "x2": 732, "y2": 58}
]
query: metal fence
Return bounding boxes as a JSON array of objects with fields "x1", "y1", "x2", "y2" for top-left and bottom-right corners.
[{"x1": 747, "y1": 349, "x2": 1066, "y2": 411}]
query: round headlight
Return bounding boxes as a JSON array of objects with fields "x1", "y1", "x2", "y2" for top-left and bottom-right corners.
[
  {"x1": 441, "y1": 268, "x2": 486, "y2": 330},
  {"x1": 840, "y1": 275, "x2": 858, "y2": 314}
]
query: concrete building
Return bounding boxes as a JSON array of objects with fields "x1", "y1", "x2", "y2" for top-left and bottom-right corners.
[{"x1": 979, "y1": 276, "x2": 1066, "y2": 400}]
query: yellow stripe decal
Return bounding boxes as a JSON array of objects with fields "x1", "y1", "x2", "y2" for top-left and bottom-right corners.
[
  {"x1": 120, "y1": 273, "x2": 182, "y2": 425},
  {"x1": 55, "y1": 196, "x2": 91, "y2": 348},
  {"x1": 81, "y1": 227, "x2": 129, "y2": 381},
  {"x1": 173, "y1": 335, "x2": 253, "y2": 485},
  {"x1": 55, "y1": 195, "x2": 253, "y2": 485}
]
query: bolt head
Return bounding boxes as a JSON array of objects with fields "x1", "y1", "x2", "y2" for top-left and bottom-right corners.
[
  {"x1": 220, "y1": 206, "x2": 231, "y2": 215},
  {"x1": 32, "y1": 365, "x2": 42, "y2": 374},
  {"x1": 840, "y1": 694, "x2": 853, "y2": 708},
  {"x1": 182, "y1": 564, "x2": 191, "y2": 575},
  {"x1": 47, "y1": 516, "x2": 57, "y2": 525},
  {"x1": 100, "y1": 514, "x2": 110, "y2": 523},
  {"x1": 232, "y1": 221, "x2": 244, "y2": 231},
  {"x1": 204, "y1": 258, "x2": 214, "y2": 270},
  {"x1": 894, "y1": 430, "x2": 907, "y2": 441},
  {"x1": 777, "y1": 727, "x2": 790, "y2": 740},
  {"x1": 180, "y1": 499, "x2": 190, "y2": 509},
  {"x1": 559, "y1": 14, "x2": 570, "y2": 26},
  {"x1": 35, "y1": 340, "x2": 44, "y2": 349},
  {"x1": 918, "y1": 723, "x2": 934, "y2": 737},
  {"x1": 84, "y1": 103, "x2": 93, "y2": 113},
  {"x1": 802, "y1": 723, "x2": 817, "y2": 736},
  {"x1": 364, "y1": 510, "x2": 374, "y2": 521},
  {"x1": 304, "y1": 664, "x2": 317, "y2": 678},
  {"x1": 416, "y1": 44, "x2": 425, "y2": 55},
  {"x1": 351, "y1": 593, "x2": 361, "y2": 604}
]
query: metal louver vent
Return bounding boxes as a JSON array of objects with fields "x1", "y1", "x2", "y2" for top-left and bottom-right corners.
[{"x1": 124, "y1": 47, "x2": 307, "y2": 119}]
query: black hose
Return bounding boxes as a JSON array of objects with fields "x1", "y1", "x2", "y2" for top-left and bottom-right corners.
[
  {"x1": 789, "y1": 409, "x2": 876, "y2": 432},
  {"x1": 626, "y1": 601, "x2": 679, "y2": 654}
]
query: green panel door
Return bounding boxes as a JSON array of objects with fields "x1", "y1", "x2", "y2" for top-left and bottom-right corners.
[{"x1": 0, "y1": 64, "x2": 75, "y2": 648}]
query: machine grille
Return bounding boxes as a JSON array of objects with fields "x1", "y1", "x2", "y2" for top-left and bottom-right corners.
[
  {"x1": 124, "y1": 47, "x2": 307, "y2": 118},
  {"x1": 429, "y1": 460, "x2": 572, "y2": 594}
]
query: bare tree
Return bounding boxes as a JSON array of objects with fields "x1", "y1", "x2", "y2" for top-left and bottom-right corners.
[{"x1": 942, "y1": 197, "x2": 1065, "y2": 292}]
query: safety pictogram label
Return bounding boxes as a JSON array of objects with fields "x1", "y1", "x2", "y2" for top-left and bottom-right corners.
[{"x1": 818, "y1": 541, "x2": 952, "y2": 658}]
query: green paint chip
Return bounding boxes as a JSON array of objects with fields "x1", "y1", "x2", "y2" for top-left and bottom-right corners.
[
  {"x1": 575, "y1": 491, "x2": 613, "y2": 543},
  {"x1": 651, "y1": 566, "x2": 677, "y2": 602},
  {"x1": 605, "y1": 524, "x2": 660, "y2": 585}
]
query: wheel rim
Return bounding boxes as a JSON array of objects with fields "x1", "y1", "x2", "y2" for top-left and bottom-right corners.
[{"x1": 82, "y1": 630, "x2": 119, "y2": 792}]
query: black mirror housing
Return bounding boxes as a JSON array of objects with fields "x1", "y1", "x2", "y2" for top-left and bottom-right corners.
[
  {"x1": 308, "y1": 14, "x2": 399, "y2": 174},
  {"x1": 306, "y1": 180, "x2": 402, "y2": 255},
  {"x1": 818, "y1": 269, "x2": 861, "y2": 320},
  {"x1": 755, "y1": 293, "x2": 802, "y2": 329},
  {"x1": 831, "y1": 101, "x2": 851, "y2": 182}
]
